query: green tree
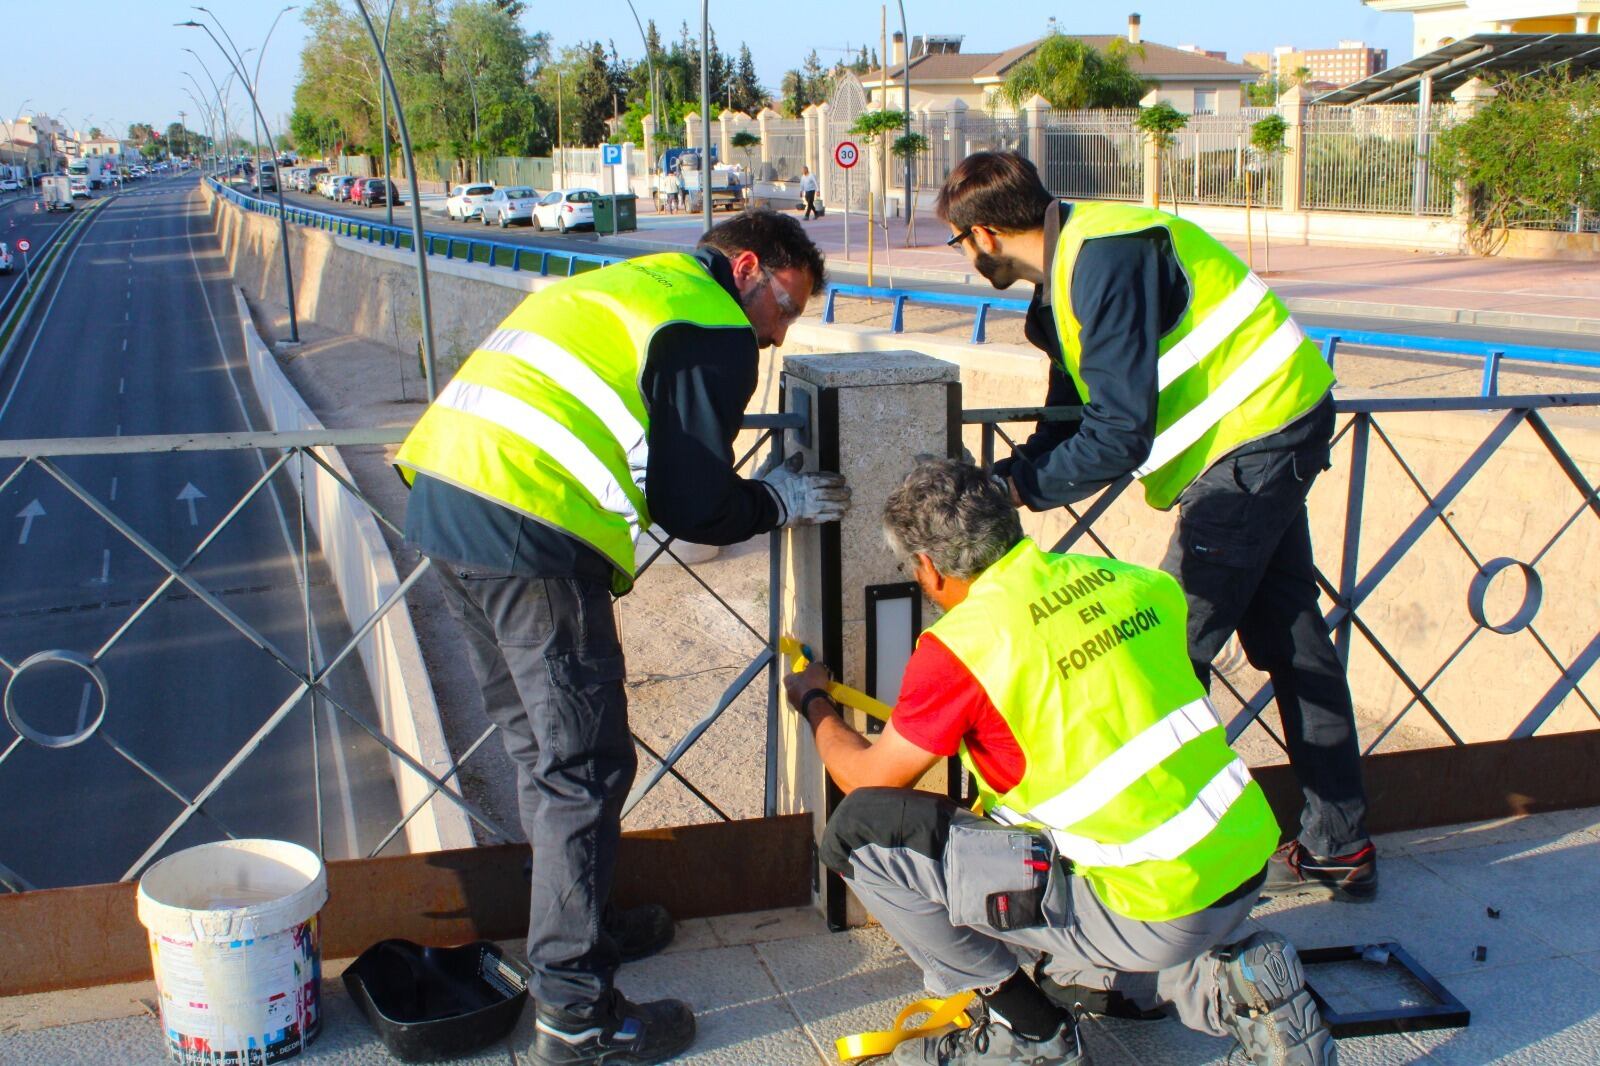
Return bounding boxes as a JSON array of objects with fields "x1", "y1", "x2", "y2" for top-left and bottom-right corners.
[
  {"x1": 731, "y1": 129, "x2": 760, "y2": 178},
  {"x1": 1135, "y1": 101, "x2": 1187, "y2": 211},
  {"x1": 1436, "y1": 73, "x2": 1600, "y2": 253},
  {"x1": 892, "y1": 131, "x2": 930, "y2": 242},
  {"x1": 1247, "y1": 113, "x2": 1289, "y2": 269},
  {"x1": 997, "y1": 34, "x2": 1150, "y2": 111},
  {"x1": 729, "y1": 44, "x2": 765, "y2": 114}
]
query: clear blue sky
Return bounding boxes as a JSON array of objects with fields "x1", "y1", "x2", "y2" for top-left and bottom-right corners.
[{"x1": 13, "y1": 1, "x2": 1412, "y2": 140}]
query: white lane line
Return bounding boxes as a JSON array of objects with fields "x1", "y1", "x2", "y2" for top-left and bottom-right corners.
[
  {"x1": 184, "y1": 194, "x2": 361, "y2": 854},
  {"x1": 115, "y1": 424, "x2": 121, "y2": 436},
  {"x1": 98, "y1": 549, "x2": 110, "y2": 584},
  {"x1": 124, "y1": 311, "x2": 129, "y2": 321},
  {"x1": 122, "y1": 338, "x2": 127, "y2": 351},
  {"x1": 76, "y1": 683, "x2": 93, "y2": 732},
  {"x1": 109, "y1": 476, "x2": 118, "y2": 502},
  {"x1": 118, "y1": 376, "x2": 125, "y2": 394}
]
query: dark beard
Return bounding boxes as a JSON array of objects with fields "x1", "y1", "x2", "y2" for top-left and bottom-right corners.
[{"x1": 973, "y1": 250, "x2": 1020, "y2": 290}]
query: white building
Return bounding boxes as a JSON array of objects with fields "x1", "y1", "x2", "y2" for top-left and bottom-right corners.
[{"x1": 1365, "y1": 0, "x2": 1600, "y2": 54}]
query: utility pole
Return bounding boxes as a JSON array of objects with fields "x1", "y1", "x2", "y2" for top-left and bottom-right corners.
[
  {"x1": 380, "y1": 0, "x2": 396, "y2": 226},
  {"x1": 178, "y1": 110, "x2": 187, "y2": 161},
  {"x1": 700, "y1": 0, "x2": 712, "y2": 233},
  {"x1": 557, "y1": 69, "x2": 566, "y2": 190},
  {"x1": 897, "y1": 0, "x2": 912, "y2": 245}
]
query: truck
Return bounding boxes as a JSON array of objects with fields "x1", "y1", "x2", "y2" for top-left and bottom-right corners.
[
  {"x1": 40, "y1": 175, "x2": 74, "y2": 212},
  {"x1": 672, "y1": 151, "x2": 745, "y2": 213},
  {"x1": 66, "y1": 157, "x2": 112, "y2": 189}
]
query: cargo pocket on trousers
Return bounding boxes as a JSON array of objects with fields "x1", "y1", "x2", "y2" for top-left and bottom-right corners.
[
  {"x1": 944, "y1": 821, "x2": 1052, "y2": 933},
  {"x1": 544, "y1": 652, "x2": 629, "y2": 762}
]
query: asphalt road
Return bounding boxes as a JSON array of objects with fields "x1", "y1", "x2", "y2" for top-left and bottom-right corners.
[{"x1": 0, "y1": 173, "x2": 400, "y2": 891}]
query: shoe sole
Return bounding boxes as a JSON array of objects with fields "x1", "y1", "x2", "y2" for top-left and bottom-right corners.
[
  {"x1": 1259, "y1": 876, "x2": 1378, "y2": 904},
  {"x1": 532, "y1": 1022, "x2": 696, "y2": 1066},
  {"x1": 1227, "y1": 932, "x2": 1305, "y2": 1015}
]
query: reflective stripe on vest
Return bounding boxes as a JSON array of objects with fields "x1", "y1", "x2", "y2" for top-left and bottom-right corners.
[
  {"x1": 1049, "y1": 202, "x2": 1333, "y2": 509},
  {"x1": 926, "y1": 539, "x2": 1280, "y2": 921},
  {"x1": 395, "y1": 252, "x2": 752, "y2": 594}
]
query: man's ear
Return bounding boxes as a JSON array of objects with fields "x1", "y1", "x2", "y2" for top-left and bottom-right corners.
[
  {"x1": 728, "y1": 248, "x2": 760, "y2": 287},
  {"x1": 970, "y1": 226, "x2": 1002, "y2": 255},
  {"x1": 918, "y1": 553, "x2": 946, "y2": 593}
]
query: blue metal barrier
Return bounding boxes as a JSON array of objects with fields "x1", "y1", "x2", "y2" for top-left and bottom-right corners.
[
  {"x1": 208, "y1": 178, "x2": 621, "y2": 279},
  {"x1": 824, "y1": 282, "x2": 1600, "y2": 397}
]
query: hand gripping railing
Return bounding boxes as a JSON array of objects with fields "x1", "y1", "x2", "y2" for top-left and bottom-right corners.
[
  {"x1": 966, "y1": 391, "x2": 1600, "y2": 756},
  {"x1": 207, "y1": 178, "x2": 623, "y2": 279},
  {"x1": 0, "y1": 414, "x2": 801, "y2": 893}
]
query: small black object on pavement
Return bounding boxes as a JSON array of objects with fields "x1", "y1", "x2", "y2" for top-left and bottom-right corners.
[
  {"x1": 343, "y1": 939, "x2": 531, "y2": 1062},
  {"x1": 1301, "y1": 942, "x2": 1470, "y2": 1038}
]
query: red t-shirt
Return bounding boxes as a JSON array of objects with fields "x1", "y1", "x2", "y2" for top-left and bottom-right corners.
[{"x1": 891, "y1": 633, "x2": 1027, "y2": 794}]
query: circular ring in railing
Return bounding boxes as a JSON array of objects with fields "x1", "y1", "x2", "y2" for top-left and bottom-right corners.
[
  {"x1": 3, "y1": 649, "x2": 110, "y2": 749},
  {"x1": 1466, "y1": 557, "x2": 1543, "y2": 635}
]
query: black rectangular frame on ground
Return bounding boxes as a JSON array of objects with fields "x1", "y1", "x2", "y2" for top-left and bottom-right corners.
[{"x1": 1301, "y1": 941, "x2": 1470, "y2": 1038}]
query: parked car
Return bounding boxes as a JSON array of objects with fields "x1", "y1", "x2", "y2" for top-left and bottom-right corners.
[
  {"x1": 69, "y1": 177, "x2": 91, "y2": 199},
  {"x1": 445, "y1": 183, "x2": 495, "y2": 221},
  {"x1": 0, "y1": 243, "x2": 12, "y2": 274},
  {"x1": 316, "y1": 172, "x2": 339, "y2": 197},
  {"x1": 0, "y1": 178, "x2": 20, "y2": 193},
  {"x1": 480, "y1": 186, "x2": 539, "y2": 227},
  {"x1": 531, "y1": 188, "x2": 599, "y2": 233},
  {"x1": 357, "y1": 178, "x2": 396, "y2": 207},
  {"x1": 330, "y1": 175, "x2": 356, "y2": 202},
  {"x1": 303, "y1": 165, "x2": 329, "y2": 191}
]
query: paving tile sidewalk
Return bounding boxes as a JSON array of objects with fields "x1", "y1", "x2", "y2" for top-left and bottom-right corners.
[
  {"x1": 8, "y1": 805, "x2": 1600, "y2": 1064},
  {"x1": 608, "y1": 206, "x2": 1600, "y2": 335}
]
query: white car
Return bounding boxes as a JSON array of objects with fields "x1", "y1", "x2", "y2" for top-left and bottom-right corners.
[
  {"x1": 69, "y1": 177, "x2": 91, "y2": 199},
  {"x1": 0, "y1": 179, "x2": 20, "y2": 193},
  {"x1": 445, "y1": 183, "x2": 495, "y2": 221},
  {"x1": 532, "y1": 188, "x2": 599, "y2": 233},
  {"x1": 480, "y1": 186, "x2": 539, "y2": 227}
]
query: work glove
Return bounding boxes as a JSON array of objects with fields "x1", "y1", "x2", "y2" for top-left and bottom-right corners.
[{"x1": 761, "y1": 452, "x2": 851, "y2": 527}]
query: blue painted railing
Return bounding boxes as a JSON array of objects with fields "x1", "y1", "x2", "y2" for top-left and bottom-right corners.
[
  {"x1": 208, "y1": 178, "x2": 621, "y2": 278},
  {"x1": 823, "y1": 283, "x2": 1600, "y2": 397}
]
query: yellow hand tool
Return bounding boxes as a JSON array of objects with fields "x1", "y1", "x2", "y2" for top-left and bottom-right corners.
[
  {"x1": 778, "y1": 636, "x2": 894, "y2": 722},
  {"x1": 835, "y1": 992, "x2": 976, "y2": 1061}
]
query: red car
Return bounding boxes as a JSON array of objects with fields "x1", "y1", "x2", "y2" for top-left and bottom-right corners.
[{"x1": 349, "y1": 177, "x2": 370, "y2": 204}]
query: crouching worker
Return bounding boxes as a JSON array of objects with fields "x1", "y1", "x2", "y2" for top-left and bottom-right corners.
[{"x1": 787, "y1": 460, "x2": 1336, "y2": 1065}]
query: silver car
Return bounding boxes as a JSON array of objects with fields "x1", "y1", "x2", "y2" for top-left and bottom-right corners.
[{"x1": 481, "y1": 186, "x2": 539, "y2": 227}]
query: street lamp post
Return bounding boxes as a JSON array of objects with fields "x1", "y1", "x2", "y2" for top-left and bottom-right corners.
[
  {"x1": 3, "y1": 98, "x2": 32, "y2": 189},
  {"x1": 897, "y1": 0, "x2": 911, "y2": 241},
  {"x1": 380, "y1": 0, "x2": 397, "y2": 227},
  {"x1": 700, "y1": 0, "x2": 712, "y2": 233},
  {"x1": 352, "y1": 0, "x2": 437, "y2": 400},
  {"x1": 179, "y1": 11, "x2": 301, "y2": 345},
  {"x1": 623, "y1": 0, "x2": 660, "y2": 134}
]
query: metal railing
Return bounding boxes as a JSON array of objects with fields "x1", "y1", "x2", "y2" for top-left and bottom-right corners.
[
  {"x1": 1040, "y1": 109, "x2": 1145, "y2": 203},
  {"x1": 208, "y1": 179, "x2": 622, "y2": 278},
  {"x1": 0, "y1": 414, "x2": 799, "y2": 894},
  {"x1": 1158, "y1": 112, "x2": 1286, "y2": 209},
  {"x1": 822, "y1": 284, "x2": 1030, "y2": 344},
  {"x1": 1302, "y1": 104, "x2": 1455, "y2": 217},
  {"x1": 967, "y1": 392, "x2": 1600, "y2": 753}
]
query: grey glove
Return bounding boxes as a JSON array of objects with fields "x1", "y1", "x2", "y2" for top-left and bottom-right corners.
[{"x1": 760, "y1": 452, "x2": 851, "y2": 526}]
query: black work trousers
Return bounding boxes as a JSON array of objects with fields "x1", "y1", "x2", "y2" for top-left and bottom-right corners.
[
  {"x1": 434, "y1": 565, "x2": 636, "y2": 1009},
  {"x1": 1160, "y1": 417, "x2": 1371, "y2": 857}
]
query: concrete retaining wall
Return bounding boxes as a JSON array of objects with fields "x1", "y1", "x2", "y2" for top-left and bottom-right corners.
[
  {"x1": 203, "y1": 183, "x2": 1600, "y2": 748},
  {"x1": 231, "y1": 287, "x2": 474, "y2": 853}
]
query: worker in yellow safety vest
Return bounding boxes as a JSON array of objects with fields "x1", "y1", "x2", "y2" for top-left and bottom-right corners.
[
  {"x1": 397, "y1": 211, "x2": 848, "y2": 1066},
  {"x1": 935, "y1": 151, "x2": 1376, "y2": 908},
  {"x1": 788, "y1": 460, "x2": 1336, "y2": 1066}
]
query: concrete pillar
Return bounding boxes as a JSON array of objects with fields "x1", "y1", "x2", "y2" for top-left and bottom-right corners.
[
  {"x1": 1022, "y1": 94, "x2": 1051, "y2": 190},
  {"x1": 685, "y1": 111, "x2": 704, "y2": 157},
  {"x1": 777, "y1": 351, "x2": 963, "y2": 926},
  {"x1": 814, "y1": 102, "x2": 833, "y2": 202},
  {"x1": 1279, "y1": 84, "x2": 1309, "y2": 214},
  {"x1": 757, "y1": 107, "x2": 780, "y2": 171},
  {"x1": 718, "y1": 109, "x2": 737, "y2": 166},
  {"x1": 802, "y1": 104, "x2": 819, "y2": 183},
  {"x1": 641, "y1": 113, "x2": 656, "y2": 198},
  {"x1": 948, "y1": 98, "x2": 969, "y2": 163},
  {"x1": 1450, "y1": 77, "x2": 1497, "y2": 230}
]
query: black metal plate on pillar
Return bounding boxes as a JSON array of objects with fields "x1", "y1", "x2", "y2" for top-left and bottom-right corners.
[
  {"x1": 815, "y1": 385, "x2": 849, "y2": 931},
  {"x1": 942, "y1": 380, "x2": 973, "y2": 804},
  {"x1": 864, "y1": 582, "x2": 922, "y2": 737}
]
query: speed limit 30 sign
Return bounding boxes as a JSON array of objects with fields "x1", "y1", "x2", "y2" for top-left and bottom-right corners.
[
  {"x1": 14, "y1": 238, "x2": 29, "y2": 253},
  {"x1": 834, "y1": 141, "x2": 859, "y2": 169}
]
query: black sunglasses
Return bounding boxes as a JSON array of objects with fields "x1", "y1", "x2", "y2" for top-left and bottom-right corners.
[{"x1": 946, "y1": 227, "x2": 975, "y2": 249}]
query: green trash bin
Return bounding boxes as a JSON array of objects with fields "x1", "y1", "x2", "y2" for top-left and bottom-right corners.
[{"x1": 594, "y1": 193, "x2": 638, "y2": 233}]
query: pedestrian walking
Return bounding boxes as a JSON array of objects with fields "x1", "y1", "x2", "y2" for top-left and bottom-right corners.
[
  {"x1": 800, "y1": 165, "x2": 819, "y2": 220},
  {"x1": 937, "y1": 151, "x2": 1377, "y2": 904},
  {"x1": 396, "y1": 210, "x2": 848, "y2": 1066},
  {"x1": 790, "y1": 460, "x2": 1335, "y2": 1066}
]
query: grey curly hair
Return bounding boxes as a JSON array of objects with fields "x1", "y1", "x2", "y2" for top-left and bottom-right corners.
[{"x1": 882, "y1": 459, "x2": 1023, "y2": 580}]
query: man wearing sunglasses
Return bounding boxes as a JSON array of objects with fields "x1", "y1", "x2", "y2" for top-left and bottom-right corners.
[
  {"x1": 936, "y1": 153, "x2": 1375, "y2": 925},
  {"x1": 395, "y1": 209, "x2": 847, "y2": 1066}
]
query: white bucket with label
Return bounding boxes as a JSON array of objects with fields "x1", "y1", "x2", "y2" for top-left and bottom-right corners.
[{"x1": 137, "y1": 839, "x2": 328, "y2": 1065}]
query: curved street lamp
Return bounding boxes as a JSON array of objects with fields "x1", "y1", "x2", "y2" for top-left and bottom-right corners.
[
  {"x1": 178, "y1": 12, "x2": 301, "y2": 344},
  {"x1": 622, "y1": 0, "x2": 660, "y2": 134}
]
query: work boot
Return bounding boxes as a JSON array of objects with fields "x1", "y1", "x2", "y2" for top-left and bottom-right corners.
[
  {"x1": 604, "y1": 902, "x2": 676, "y2": 962},
  {"x1": 891, "y1": 1003, "x2": 1087, "y2": 1065},
  {"x1": 1263, "y1": 841, "x2": 1378, "y2": 902},
  {"x1": 531, "y1": 987, "x2": 694, "y2": 1066},
  {"x1": 1218, "y1": 931, "x2": 1337, "y2": 1066},
  {"x1": 1034, "y1": 969, "x2": 1165, "y2": 1021}
]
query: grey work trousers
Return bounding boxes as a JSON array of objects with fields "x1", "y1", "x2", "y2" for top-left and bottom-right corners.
[
  {"x1": 1162, "y1": 403, "x2": 1371, "y2": 857},
  {"x1": 821, "y1": 788, "x2": 1262, "y2": 1037},
  {"x1": 434, "y1": 564, "x2": 636, "y2": 1009}
]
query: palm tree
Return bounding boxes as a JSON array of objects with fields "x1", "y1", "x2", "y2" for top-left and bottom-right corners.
[{"x1": 996, "y1": 34, "x2": 1150, "y2": 112}]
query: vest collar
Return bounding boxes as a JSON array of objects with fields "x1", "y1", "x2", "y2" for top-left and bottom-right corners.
[
  {"x1": 1039, "y1": 201, "x2": 1072, "y2": 307},
  {"x1": 693, "y1": 246, "x2": 745, "y2": 306}
]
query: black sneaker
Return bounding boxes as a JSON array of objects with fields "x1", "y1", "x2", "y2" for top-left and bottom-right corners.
[
  {"x1": 1263, "y1": 841, "x2": 1378, "y2": 902},
  {"x1": 531, "y1": 988, "x2": 694, "y2": 1066},
  {"x1": 1035, "y1": 968, "x2": 1165, "y2": 1021},
  {"x1": 890, "y1": 1004, "x2": 1086, "y2": 1065},
  {"x1": 605, "y1": 902, "x2": 676, "y2": 963},
  {"x1": 1217, "y1": 931, "x2": 1336, "y2": 1066}
]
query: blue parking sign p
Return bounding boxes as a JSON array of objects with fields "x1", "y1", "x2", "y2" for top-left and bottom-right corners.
[{"x1": 602, "y1": 144, "x2": 623, "y2": 166}]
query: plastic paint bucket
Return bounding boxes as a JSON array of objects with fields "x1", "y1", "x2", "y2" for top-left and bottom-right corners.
[{"x1": 137, "y1": 839, "x2": 328, "y2": 1065}]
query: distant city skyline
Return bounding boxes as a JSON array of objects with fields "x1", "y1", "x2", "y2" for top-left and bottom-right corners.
[{"x1": 12, "y1": 1, "x2": 1411, "y2": 139}]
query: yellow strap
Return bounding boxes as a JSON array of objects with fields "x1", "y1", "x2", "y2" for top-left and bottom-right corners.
[
  {"x1": 835, "y1": 992, "x2": 976, "y2": 1062},
  {"x1": 778, "y1": 636, "x2": 894, "y2": 722}
]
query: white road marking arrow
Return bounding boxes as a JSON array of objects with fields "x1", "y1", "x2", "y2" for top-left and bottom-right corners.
[
  {"x1": 15, "y1": 499, "x2": 43, "y2": 544},
  {"x1": 177, "y1": 482, "x2": 206, "y2": 526}
]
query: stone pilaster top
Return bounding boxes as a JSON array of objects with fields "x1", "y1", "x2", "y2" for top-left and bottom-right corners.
[{"x1": 784, "y1": 351, "x2": 961, "y2": 389}]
